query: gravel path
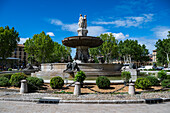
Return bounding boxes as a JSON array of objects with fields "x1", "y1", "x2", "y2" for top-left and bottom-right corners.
[{"x1": 0, "y1": 89, "x2": 169, "y2": 100}]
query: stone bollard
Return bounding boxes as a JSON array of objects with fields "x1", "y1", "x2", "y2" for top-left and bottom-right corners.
[
  {"x1": 20, "y1": 80, "x2": 28, "y2": 94},
  {"x1": 128, "y1": 82, "x2": 135, "y2": 95},
  {"x1": 74, "y1": 82, "x2": 81, "y2": 96}
]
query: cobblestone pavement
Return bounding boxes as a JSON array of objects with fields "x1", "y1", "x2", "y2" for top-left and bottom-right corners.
[{"x1": 0, "y1": 101, "x2": 170, "y2": 113}]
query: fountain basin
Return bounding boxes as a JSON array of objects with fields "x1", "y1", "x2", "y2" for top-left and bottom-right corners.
[{"x1": 31, "y1": 63, "x2": 123, "y2": 80}]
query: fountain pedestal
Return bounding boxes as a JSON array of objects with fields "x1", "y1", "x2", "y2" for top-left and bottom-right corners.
[{"x1": 77, "y1": 28, "x2": 88, "y2": 36}]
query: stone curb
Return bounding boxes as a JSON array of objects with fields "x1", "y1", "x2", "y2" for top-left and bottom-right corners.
[{"x1": 0, "y1": 98, "x2": 170, "y2": 104}]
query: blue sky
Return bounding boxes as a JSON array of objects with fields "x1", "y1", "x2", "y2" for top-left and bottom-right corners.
[{"x1": 0, "y1": 0, "x2": 170, "y2": 56}]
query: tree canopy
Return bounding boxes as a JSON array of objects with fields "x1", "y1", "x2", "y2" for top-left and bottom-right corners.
[
  {"x1": 118, "y1": 39, "x2": 149, "y2": 64},
  {"x1": 24, "y1": 31, "x2": 71, "y2": 64},
  {"x1": 89, "y1": 33, "x2": 118, "y2": 63},
  {"x1": 25, "y1": 31, "x2": 54, "y2": 63},
  {"x1": 50, "y1": 42, "x2": 72, "y2": 63},
  {"x1": 155, "y1": 31, "x2": 170, "y2": 66},
  {"x1": 0, "y1": 26, "x2": 20, "y2": 59}
]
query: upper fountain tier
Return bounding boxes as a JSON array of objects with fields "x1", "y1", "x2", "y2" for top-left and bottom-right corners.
[
  {"x1": 62, "y1": 36, "x2": 103, "y2": 48},
  {"x1": 62, "y1": 14, "x2": 103, "y2": 48}
]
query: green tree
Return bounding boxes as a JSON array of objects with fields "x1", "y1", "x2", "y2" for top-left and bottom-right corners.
[
  {"x1": 24, "y1": 31, "x2": 54, "y2": 63},
  {"x1": 118, "y1": 39, "x2": 149, "y2": 64},
  {"x1": 0, "y1": 26, "x2": 20, "y2": 69},
  {"x1": 155, "y1": 31, "x2": 170, "y2": 67},
  {"x1": 50, "y1": 42, "x2": 72, "y2": 62},
  {"x1": 89, "y1": 33, "x2": 118, "y2": 63},
  {"x1": 24, "y1": 38, "x2": 36, "y2": 64}
]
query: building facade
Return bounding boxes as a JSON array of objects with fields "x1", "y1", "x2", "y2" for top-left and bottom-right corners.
[
  {"x1": 152, "y1": 50, "x2": 157, "y2": 62},
  {"x1": 0, "y1": 44, "x2": 28, "y2": 70},
  {"x1": 11, "y1": 44, "x2": 28, "y2": 68}
]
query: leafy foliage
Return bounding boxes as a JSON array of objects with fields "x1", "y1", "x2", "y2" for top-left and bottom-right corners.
[
  {"x1": 74, "y1": 71, "x2": 86, "y2": 82},
  {"x1": 121, "y1": 71, "x2": 131, "y2": 82},
  {"x1": 50, "y1": 42, "x2": 72, "y2": 63},
  {"x1": 96, "y1": 76, "x2": 110, "y2": 89},
  {"x1": 24, "y1": 31, "x2": 54, "y2": 63},
  {"x1": 9, "y1": 73, "x2": 27, "y2": 87},
  {"x1": 140, "y1": 72, "x2": 148, "y2": 76},
  {"x1": 0, "y1": 73, "x2": 13, "y2": 79},
  {"x1": 158, "y1": 70, "x2": 167, "y2": 81},
  {"x1": 8, "y1": 68, "x2": 12, "y2": 71},
  {"x1": 24, "y1": 32, "x2": 71, "y2": 64},
  {"x1": 50, "y1": 76, "x2": 64, "y2": 89},
  {"x1": 146, "y1": 76, "x2": 160, "y2": 86},
  {"x1": 0, "y1": 77, "x2": 10, "y2": 87},
  {"x1": 161, "y1": 79, "x2": 170, "y2": 88},
  {"x1": 135, "y1": 78, "x2": 151, "y2": 89},
  {"x1": 0, "y1": 26, "x2": 20, "y2": 69},
  {"x1": 89, "y1": 33, "x2": 118, "y2": 63},
  {"x1": 155, "y1": 31, "x2": 170, "y2": 66},
  {"x1": 119, "y1": 39, "x2": 149, "y2": 64},
  {"x1": 0, "y1": 26, "x2": 20, "y2": 59},
  {"x1": 26, "y1": 77, "x2": 44, "y2": 90}
]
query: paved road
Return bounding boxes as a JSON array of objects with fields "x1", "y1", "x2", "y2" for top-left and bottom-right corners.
[{"x1": 0, "y1": 101, "x2": 170, "y2": 113}]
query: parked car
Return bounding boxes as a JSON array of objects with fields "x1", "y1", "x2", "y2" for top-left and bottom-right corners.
[
  {"x1": 121, "y1": 63, "x2": 130, "y2": 71},
  {"x1": 138, "y1": 65, "x2": 153, "y2": 70},
  {"x1": 155, "y1": 66, "x2": 164, "y2": 70},
  {"x1": 138, "y1": 66, "x2": 145, "y2": 70}
]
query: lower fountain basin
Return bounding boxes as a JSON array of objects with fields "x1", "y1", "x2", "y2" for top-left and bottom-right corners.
[{"x1": 31, "y1": 63, "x2": 123, "y2": 80}]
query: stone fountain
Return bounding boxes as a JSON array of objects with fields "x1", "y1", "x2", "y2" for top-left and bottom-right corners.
[
  {"x1": 62, "y1": 14, "x2": 103, "y2": 63},
  {"x1": 31, "y1": 14, "x2": 122, "y2": 80}
]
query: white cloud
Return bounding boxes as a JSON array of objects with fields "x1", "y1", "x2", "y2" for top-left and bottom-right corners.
[
  {"x1": 103, "y1": 32, "x2": 129, "y2": 40},
  {"x1": 152, "y1": 26, "x2": 170, "y2": 39},
  {"x1": 88, "y1": 26, "x2": 107, "y2": 36},
  {"x1": 92, "y1": 14, "x2": 154, "y2": 27},
  {"x1": 50, "y1": 19, "x2": 106, "y2": 36},
  {"x1": 62, "y1": 23, "x2": 78, "y2": 32},
  {"x1": 46, "y1": 32, "x2": 55, "y2": 36},
  {"x1": 50, "y1": 19, "x2": 63, "y2": 25},
  {"x1": 18, "y1": 38, "x2": 29, "y2": 44}
]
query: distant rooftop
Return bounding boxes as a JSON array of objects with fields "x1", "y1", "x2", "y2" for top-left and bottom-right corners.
[{"x1": 17, "y1": 44, "x2": 24, "y2": 47}]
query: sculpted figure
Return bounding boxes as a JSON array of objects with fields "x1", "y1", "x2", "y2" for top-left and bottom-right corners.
[
  {"x1": 78, "y1": 14, "x2": 84, "y2": 28},
  {"x1": 84, "y1": 15, "x2": 87, "y2": 29}
]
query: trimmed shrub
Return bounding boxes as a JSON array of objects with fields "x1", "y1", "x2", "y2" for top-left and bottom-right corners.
[
  {"x1": 74, "y1": 71, "x2": 86, "y2": 83},
  {"x1": 0, "y1": 73, "x2": 13, "y2": 79},
  {"x1": 135, "y1": 78, "x2": 151, "y2": 89},
  {"x1": 161, "y1": 79, "x2": 170, "y2": 88},
  {"x1": 158, "y1": 70, "x2": 167, "y2": 81},
  {"x1": 121, "y1": 71, "x2": 131, "y2": 82},
  {"x1": 50, "y1": 76, "x2": 64, "y2": 89},
  {"x1": 9, "y1": 73, "x2": 27, "y2": 87},
  {"x1": 96, "y1": 76, "x2": 110, "y2": 89},
  {"x1": 140, "y1": 72, "x2": 148, "y2": 76},
  {"x1": 26, "y1": 77, "x2": 44, "y2": 90},
  {"x1": 8, "y1": 68, "x2": 12, "y2": 71},
  {"x1": 0, "y1": 77, "x2": 10, "y2": 87},
  {"x1": 146, "y1": 76, "x2": 160, "y2": 86},
  {"x1": 167, "y1": 75, "x2": 170, "y2": 79}
]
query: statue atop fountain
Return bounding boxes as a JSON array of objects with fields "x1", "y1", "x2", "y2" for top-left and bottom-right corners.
[{"x1": 77, "y1": 14, "x2": 88, "y2": 36}]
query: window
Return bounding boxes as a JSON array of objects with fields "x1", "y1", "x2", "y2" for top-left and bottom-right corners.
[{"x1": 19, "y1": 48, "x2": 22, "y2": 51}]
